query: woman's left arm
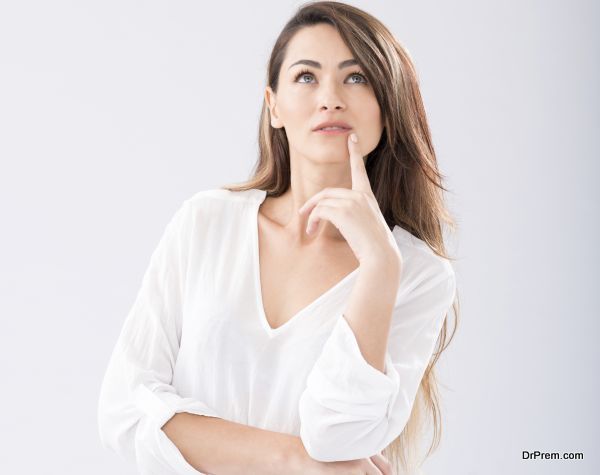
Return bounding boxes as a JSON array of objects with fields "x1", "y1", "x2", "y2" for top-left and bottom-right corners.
[
  {"x1": 296, "y1": 133, "x2": 455, "y2": 462},
  {"x1": 297, "y1": 132, "x2": 404, "y2": 376},
  {"x1": 298, "y1": 256, "x2": 456, "y2": 463},
  {"x1": 342, "y1": 252, "x2": 402, "y2": 373}
]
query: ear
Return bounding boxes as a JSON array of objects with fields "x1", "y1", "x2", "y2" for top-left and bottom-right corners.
[{"x1": 265, "y1": 86, "x2": 283, "y2": 128}]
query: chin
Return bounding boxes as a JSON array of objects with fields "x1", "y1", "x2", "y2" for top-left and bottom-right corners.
[{"x1": 314, "y1": 152, "x2": 348, "y2": 163}]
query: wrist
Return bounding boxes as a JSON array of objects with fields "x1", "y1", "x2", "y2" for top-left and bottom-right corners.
[
  {"x1": 360, "y1": 249, "x2": 402, "y2": 277},
  {"x1": 274, "y1": 435, "x2": 311, "y2": 475}
]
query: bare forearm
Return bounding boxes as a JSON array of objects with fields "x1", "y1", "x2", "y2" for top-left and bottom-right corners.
[
  {"x1": 161, "y1": 413, "x2": 303, "y2": 474},
  {"x1": 344, "y1": 252, "x2": 402, "y2": 373}
]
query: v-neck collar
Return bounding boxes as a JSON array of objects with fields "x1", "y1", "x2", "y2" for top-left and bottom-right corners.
[{"x1": 251, "y1": 189, "x2": 359, "y2": 338}]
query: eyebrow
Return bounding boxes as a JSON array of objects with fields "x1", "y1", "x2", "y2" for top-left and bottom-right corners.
[{"x1": 287, "y1": 59, "x2": 359, "y2": 70}]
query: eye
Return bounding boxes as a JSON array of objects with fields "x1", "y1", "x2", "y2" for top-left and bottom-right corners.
[
  {"x1": 347, "y1": 71, "x2": 369, "y2": 84},
  {"x1": 294, "y1": 69, "x2": 316, "y2": 83},
  {"x1": 293, "y1": 69, "x2": 369, "y2": 85}
]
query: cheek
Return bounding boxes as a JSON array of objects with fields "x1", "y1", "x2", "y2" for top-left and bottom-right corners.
[
  {"x1": 280, "y1": 95, "x2": 312, "y2": 127},
  {"x1": 354, "y1": 99, "x2": 383, "y2": 152},
  {"x1": 361, "y1": 98, "x2": 382, "y2": 127}
]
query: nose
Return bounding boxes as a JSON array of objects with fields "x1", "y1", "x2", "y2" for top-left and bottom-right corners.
[
  {"x1": 318, "y1": 80, "x2": 346, "y2": 111},
  {"x1": 320, "y1": 103, "x2": 344, "y2": 111}
]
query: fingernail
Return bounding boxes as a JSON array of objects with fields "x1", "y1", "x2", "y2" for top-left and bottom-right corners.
[{"x1": 350, "y1": 133, "x2": 358, "y2": 143}]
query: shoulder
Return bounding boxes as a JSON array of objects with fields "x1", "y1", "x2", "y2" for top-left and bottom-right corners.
[
  {"x1": 169, "y1": 187, "x2": 266, "y2": 236},
  {"x1": 163, "y1": 188, "x2": 265, "y2": 250},
  {"x1": 391, "y1": 225, "x2": 455, "y2": 297},
  {"x1": 184, "y1": 187, "x2": 266, "y2": 208},
  {"x1": 174, "y1": 187, "x2": 266, "y2": 222}
]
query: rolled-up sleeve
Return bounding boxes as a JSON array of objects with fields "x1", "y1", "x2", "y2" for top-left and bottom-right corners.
[
  {"x1": 97, "y1": 199, "x2": 219, "y2": 475},
  {"x1": 298, "y1": 256, "x2": 457, "y2": 462}
]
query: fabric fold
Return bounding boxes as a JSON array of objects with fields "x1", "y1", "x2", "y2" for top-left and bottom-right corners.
[
  {"x1": 298, "y1": 261, "x2": 457, "y2": 462},
  {"x1": 97, "y1": 199, "x2": 218, "y2": 475},
  {"x1": 302, "y1": 315, "x2": 401, "y2": 420}
]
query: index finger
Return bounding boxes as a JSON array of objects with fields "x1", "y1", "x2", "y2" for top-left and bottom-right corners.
[{"x1": 347, "y1": 133, "x2": 372, "y2": 193}]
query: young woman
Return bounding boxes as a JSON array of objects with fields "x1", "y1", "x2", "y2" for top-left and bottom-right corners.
[{"x1": 98, "y1": 2, "x2": 459, "y2": 474}]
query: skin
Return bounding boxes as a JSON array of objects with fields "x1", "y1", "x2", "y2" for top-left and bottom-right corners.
[
  {"x1": 264, "y1": 23, "x2": 385, "y2": 244},
  {"x1": 164, "y1": 24, "x2": 397, "y2": 475},
  {"x1": 263, "y1": 23, "x2": 400, "y2": 474}
]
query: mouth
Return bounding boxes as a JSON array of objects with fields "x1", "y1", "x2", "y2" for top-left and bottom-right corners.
[{"x1": 313, "y1": 126, "x2": 352, "y2": 135}]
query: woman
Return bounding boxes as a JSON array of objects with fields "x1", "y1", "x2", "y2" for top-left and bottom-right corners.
[{"x1": 98, "y1": 2, "x2": 459, "y2": 474}]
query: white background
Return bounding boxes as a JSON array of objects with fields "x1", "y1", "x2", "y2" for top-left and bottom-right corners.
[{"x1": 0, "y1": 1, "x2": 597, "y2": 474}]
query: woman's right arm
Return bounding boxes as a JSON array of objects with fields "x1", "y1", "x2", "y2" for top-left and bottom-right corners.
[
  {"x1": 162, "y1": 414, "x2": 390, "y2": 475},
  {"x1": 97, "y1": 198, "x2": 388, "y2": 474},
  {"x1": 97, "y1": 199, "x2": 222, "y2": 474},
  {"x1": 162, "y1": 412, "x2": 300, "y2": 474}
]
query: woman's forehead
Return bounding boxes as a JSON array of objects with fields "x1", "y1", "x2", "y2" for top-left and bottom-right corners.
[{"x1": 284, "y1": 25, "x2": 352, "y2": 67}]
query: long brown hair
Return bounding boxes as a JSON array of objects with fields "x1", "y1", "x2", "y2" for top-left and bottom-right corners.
[{"x1": 221, "y1": 1, "x2": 460, "y2": 473}]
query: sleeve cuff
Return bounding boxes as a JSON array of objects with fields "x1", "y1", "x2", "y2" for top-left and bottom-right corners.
[
  {"x1": 304, "y1": 315, "x2": 401, "y2": 421},
  {"x1": 133, "y1": 384, "x2": 221, "y2": 429},
  {"x1": 133, "y1": 385, "x2": 219, "y2": 475}
]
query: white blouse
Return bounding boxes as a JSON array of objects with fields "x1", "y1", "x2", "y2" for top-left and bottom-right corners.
[{"x1": 97, "y1": 188, "x2": 457, "y2": 475}]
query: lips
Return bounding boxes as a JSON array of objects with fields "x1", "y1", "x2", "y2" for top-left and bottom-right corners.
[{"x1": 312, "y1": 121, "x2": 352, "y2": 131}]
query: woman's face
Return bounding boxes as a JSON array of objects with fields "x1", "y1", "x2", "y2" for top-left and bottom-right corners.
[{"x1": 265, "y1": 24, "x2": 384, "y2": 165}]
